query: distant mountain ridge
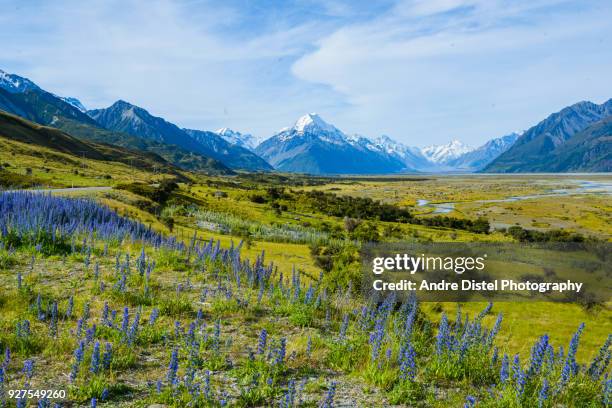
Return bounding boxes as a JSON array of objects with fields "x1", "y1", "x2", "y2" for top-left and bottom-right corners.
[
  {"x1": 88, "y1": 101, "x2": 271, "y2": 171},
  {"x1": 184, "y1": 128, "x2": 272, "y2": 171},
  {"x1": 422, "y1": 140, "x2": 473, "y2": 164},
  {"x1": 448, "y1": 133, "x2": 520, "y2": 171},
  {"x1": 485, "y1": 99, "x2": 612, "y2": 172},
  {"x1": 216, "y1": 128, "x2": 260, "y2": 151}
]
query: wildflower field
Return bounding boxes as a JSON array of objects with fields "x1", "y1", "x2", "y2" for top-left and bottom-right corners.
[{"x1": 0, "y1": 191, "x2": 609, "y2": 407}]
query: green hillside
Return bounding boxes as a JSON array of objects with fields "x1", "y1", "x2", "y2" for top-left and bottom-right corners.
[{"x1": 0, "y1": 88, "x2": 233, "y2": 175}]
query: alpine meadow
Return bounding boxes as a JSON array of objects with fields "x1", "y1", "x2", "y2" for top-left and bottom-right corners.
[{"x1": 0, "y1": 1, "x2": 611, "y2": 407}]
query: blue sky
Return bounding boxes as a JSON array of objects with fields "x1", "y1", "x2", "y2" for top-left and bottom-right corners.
[{"x1": 0, "y1": 0, "x2": 611, "y2": 146}]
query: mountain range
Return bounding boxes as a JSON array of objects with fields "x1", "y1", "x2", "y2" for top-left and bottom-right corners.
[
  {"x1": 255, "y1": 114, "x2": 523, "y2": 174},
  {"x1": 484, "y1": 99, "x2": 612, "y2": 172},
  {"x1": 88, "y1": 101, "x2": 271, "y2": 171},
  {"x1": 0, "y1": 68, "x2": 609, "y2": 174},
  {"x1": 255, "y1": 113, "x2": 410, "y2": 174}
]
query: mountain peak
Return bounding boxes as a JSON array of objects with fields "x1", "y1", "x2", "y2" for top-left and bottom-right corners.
[
  {"x1": 0, "y1": 68, "x2": 41, "y2": 93},
  {"x1": 111, "y1": 99, "x2": 137, "y2": 109},
  {"x1": 422, "y1": 139, "x2": 473, "y2": 164},
  {"x1": 215, "y1": 127, "x2": 259, "y2": 150},
  {"x1": 293, "y1": 113, "x2": 336, "y2": 133}
]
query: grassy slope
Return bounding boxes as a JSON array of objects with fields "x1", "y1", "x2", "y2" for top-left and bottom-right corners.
[
  {"x1": 0, "y1": 137, "x2": 172, "y2": 187},
  {"x1": 0, "y1": 111, "x2": 183, "y2": 177},
  {"x1": 0, "y1": 87, "x2": 233, "y2": 175}
]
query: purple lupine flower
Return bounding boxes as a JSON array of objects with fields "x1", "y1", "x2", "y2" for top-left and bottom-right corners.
[
  {"x1": 22, "y1": 359, "x2": 34, "y2": 381},
  {"x1": 603, "y1": 379, "x2": 611, "y2": 406},
  {"x1": 559, "y1": 323, "x2": 585, "y2": 391},
  {"x1": 90, "y1": 341, "x2": 100, "y2": 374},
  {"x1": 587, "y1": 334, "x2": 611, "y2": 380},
  {"x1": 85, "y1": 324, "x2": 96, "y2": 344},
  {"x1": 70, "y1": 340, "x2": 85, "y2": 382},
  {"x1": 275, "y1": 338, "x2": 287, "y2": 365},
  {"x1": 102, "y1": 343, "x2": 112, "y2": 370},
  {"x1": 101, "y1": 302, "x2": 109, "y2": 325},
  {"x1": 566, "y1": 323, "x2": 585, "y2": 375},
  {"x1": 127, "y1": 311, "x2": 140, "y2": 345},
  {"x1": 464, "y1": 396, "x2": 476, "y2": 408},
  {"x1": 527, "y1": 334, "x2": 549, "y2": 378},
  {"x1": 36, "y1": 294, "x2": 44, "y2": 320},
  {"x1": 82, "y1": 303, "x2": 90, "y2": 322},
  {"x1": 436, "y1": 313, "x2": 450, "y2": 355},
  {"x1": 321, "y1": 382, "x2": 336, "y2": 408},
  {"x1": 100, "y1": 387, "x2": 109, "y2": 401},
  {"x1": 121, "y1": 307, "x2": 130, "y2": 334},
  {"x1": 283, "y1": 379, "x2": 296, "y2": 408},
  {"x1": 487, "y1": 313, "x2": 503, "y2": 346},
  {"x1": 167, "y1": 347, "x2": 179, "y2": 385},
  {"x1": 76, "y1": 318, "x2": 84, "y2": 338},
  {"x1": 49, "y1": 301, "x2": 58, "y2": 337},
  {"x1": 257, "y1": 329, "x2": 267, "y2": 355},
  {"x1": 149, "y1": 308, "x2": 159, "y2": 326},
  {"x1": 203, "y1": 370, "x2": 211, "y2": 399},
  {"x1": 512, "y1": 354, "x2": 525, "y2": 397},
  {"x1": 339, "y1": 314, "x2": 349, "y2": 340},
  {"x1": 538, "y1": 379, "x2": 548, "y2": 408},
  {"x1": 90, "y1": 397, "x2": 97, "y2": 408},
  {"x1": 399, "y1": 343, "x2": 417, "y2": 381},
  {"x1": 500, "y1": 354, "x2": 509, "y2": 384}
]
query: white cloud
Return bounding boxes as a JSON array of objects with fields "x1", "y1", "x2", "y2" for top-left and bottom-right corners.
[
  {"x1": 0, "y1": 0, "x2": 610, "y2": 145},
  {"x1": 291, "y1": 0, "x2": 612, "y2": 145},
  {"x1": 0, "y1": 0, "x2": 340, "y2": 137}
]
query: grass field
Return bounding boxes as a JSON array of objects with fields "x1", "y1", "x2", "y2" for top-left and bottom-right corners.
[{"x1": 0, "y1": 163, "x2": 610, "y2": 406}]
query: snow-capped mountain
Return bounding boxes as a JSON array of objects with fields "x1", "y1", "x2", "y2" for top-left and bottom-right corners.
[
  {"x1": 255, "y1": 113, "x2": 407, "y2": 174},
  {"x1": 448, "y1": 133, "x2": 520, "y2": 171},
  {"x1": 60, "y1": 97, "x2": 87, "y2": 113},
  {"x1": 0, "y1": 69, "x2": 41, "y2": 93},
  {"x1": 0, "y1": 68, "x2": 87, "y2": 113},
  {"x1": 184, "y1": 129, "x2": 272, "y2": 171},
  {"x1": 422, "y1": 140, "x2": 473, "y2": 164},
  {"x1": 277, "y1": 113, "x2": 347, "y2": 144},
  {"x1": 370, "y1": 135, "x2": 435, "y2": 171},
  {"x1": 216, "y1": 128, "x2": 259, "y2": 150}
]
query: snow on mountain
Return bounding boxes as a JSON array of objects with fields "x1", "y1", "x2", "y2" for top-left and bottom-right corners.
[
  {"x1": 215, "y1": 128, "x2": 259, "y2": 150},
  {"x1": 448, "y1": 133, "x2": 520, "y2": 171},
  {"x1": 0, "y1": 69, "x2": 41, "y2": 93},
  {"x1": 277, "y1": 113, "x2": 346, "y2": 144},
  {"x1": 255, "y1": 113, "x2": 406, "y2": 174},
  {"x1": 422, "y1": 140, "x2": 473, "y2": 164},
  {"x1": 0, "y1": 69, "x2": 87, "y2": 113},
  {"x1": 59, "y1": 97, "x2": 87, "y2": 113},
  {"x1": 370, "y1": 135, "x2": 434, "y2": 169}
]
